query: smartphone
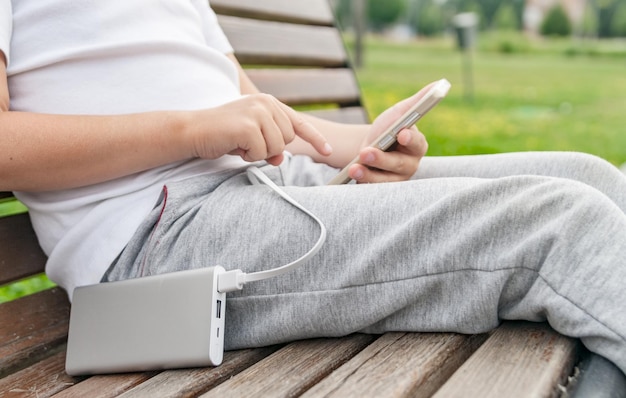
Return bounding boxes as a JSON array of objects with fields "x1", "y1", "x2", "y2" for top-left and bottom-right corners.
[{"x1": 327, "y1": 78, "x2": 451, "y2": 185}]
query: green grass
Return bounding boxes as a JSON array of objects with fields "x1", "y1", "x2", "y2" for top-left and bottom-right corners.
[
  {"x1": 0, "y1": 274, "x2": 56, "y2": 304},
  {"x1": 0, "y1": 198, "x2": 28, "y2": 217},
  {"x1": 351, "y1": 35, "x2": 626, "y2": 166}
]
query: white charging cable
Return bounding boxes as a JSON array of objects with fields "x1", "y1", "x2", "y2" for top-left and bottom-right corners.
[{"x1": 217, "y1": 166, "x2": 327, "y2": 293}]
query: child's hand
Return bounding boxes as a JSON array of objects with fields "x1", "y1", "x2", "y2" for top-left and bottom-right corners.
[
  {"x1": 348, "y1": 84, "x2": 433, "y2": 183},
  {"x1": 190, "y1": 94, "x2": 332, "y2": 166}
]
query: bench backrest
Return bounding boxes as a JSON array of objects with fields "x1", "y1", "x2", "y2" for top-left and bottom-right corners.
[
  {"x1": 0, "y1": 193, "x2": 47, "y2": 286},
  {"x1": 0, "y1": 0, "x2": 365, "y2": 288},
  {"x1": 211, "y1": 0, "x2": 366, "y2": 123}
]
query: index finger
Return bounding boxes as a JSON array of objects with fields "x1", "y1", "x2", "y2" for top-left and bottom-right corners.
[{"x1": 277, "y1": 101, "x2": 333, "y2": 156}]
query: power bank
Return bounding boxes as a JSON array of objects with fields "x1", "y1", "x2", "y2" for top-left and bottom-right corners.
[{"x1": 65, "y1": 266, "x2": 226, "y2": 376}]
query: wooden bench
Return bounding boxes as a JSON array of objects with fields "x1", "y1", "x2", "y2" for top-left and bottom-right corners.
[{"x1": 1, "y1": 1, "x2": 623, "y2": 396}]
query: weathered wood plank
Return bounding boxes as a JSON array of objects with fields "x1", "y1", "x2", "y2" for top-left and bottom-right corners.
[
  {"x1": 433, "y1": 322, "x2": 579, "y2": 398},
  {"x1": 0, "y1": 212, "x2": 47, "y2": 285},
  {"x1": 211, "y1": 0, "x2": 334, "y2": 26},
  {"x1": 116, "y1": 347, "x2": 281, "y2": 397},
  {"x1": 200, "y1": 334, "x2": 377, "y2": 397},
  {"x1": 0, "y1": 351, "x2": 76, "y2": 397},
  {"x1": 1, "y1": 348, "x2": 154, "y2": 398},
  {"x1": 0, "y1": 288, "x2": 70, "y2": 378},
  {"x1": 218, "y1": 15, "x2": 347, "y2": 67},
  {"x1": 302, "y1": 332, "x2": 487, "y2": 398},
  {"x1": 246, "y1": 68, "x2": 361, "y2": 106},
  {"x1": 53, "y1": 372, "x2": 155, "y2": 398}
]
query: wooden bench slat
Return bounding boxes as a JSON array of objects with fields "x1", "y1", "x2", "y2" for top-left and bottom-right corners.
[
  {"x1": 218, "y1": 15, "x2": 347, "y2": 67},
  {"x1": 200, "y1": 334, "x2": 376, "y2": 397},
  {"x1": 0, "y1": 288, "x2": 70, "y2": 378},
  {"x1": 304, "y1": 107, "x2": 369, "y2": 124},
  {"x1": 433, "y1": 322, "x2": 579, "y2": 398},
  {"x1": 114, "y1": 347, "x2": 280, "y2": 397},
  {"x1": 210, "y1": 0, "x2": 334, "y2": 26},
  {"x1": 54, "y1": 372, "x2": 155, "y2": 398},
  {"x1": 246, "y1": 68, "x2": 361, "y2": 107},
  {"x1": 0, "y1": 213, "x2": 47, "y2": 285},
  {"x1": 302, "y1": 332, "x2": 487, "y2": 398},
  {"x1": 0, "y1": 351, "x2": 74, "y2": 397}
]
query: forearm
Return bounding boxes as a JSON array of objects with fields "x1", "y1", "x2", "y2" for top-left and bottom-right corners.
[{"x1": 0, "y1": 110, "x2": 194, "y2": 192}]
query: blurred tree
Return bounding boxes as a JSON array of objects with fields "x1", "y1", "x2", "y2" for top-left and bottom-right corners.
[
  {"x1": 579, "y1": 1, "x2": 599, "y2": 37},
  {"x1": 610, "y1": 1, "x2": 626, "y2": 36},
  {"x1": 493, "y1": 2, "x2": 519, "y2": 30},
  {"x1": 354, "y1": 0, "x2": 366, "y2": 67},
  {"x1": 367, "y1": 0, "x2": 406, "y2": 31},
  {"x1": 449, "y1": 0, "x2": 525, "y2": 30},
  {"x1": 595, "y1": 0, "x2": 617, "y2": 37},
  {"x1": 455, "y1": 0, "x2": 488, "y2": 29},
  {"x1": 330, "y1": 0, "x2": 366, "y2": 67},
  {"x1": 486, "y1": 0, "x2": 505, "y2": 24},
  {"x1": 540, "y1": 4, "x2": 572, "y2": 36},
  {"x1": 413, "y1": 0, "x2": 446, "y2": 36},
  {"x1": 457, "y1": 0, "x2": 501, "y2": 27},
  {"x1": 332, "y1": 0, "x2": 353, "y2": 30}
]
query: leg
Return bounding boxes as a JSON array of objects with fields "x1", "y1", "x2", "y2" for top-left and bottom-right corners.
[
  {"x1": 105, "y1": 154, "x2": 626, "y2": 375},
  {"x1": 417, "y1": 152, "x2": 626, "y2": 213}
]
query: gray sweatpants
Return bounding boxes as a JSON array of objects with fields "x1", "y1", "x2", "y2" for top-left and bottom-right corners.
[{"x1": 104, "y1": 151, "x2": 626, "y2": 374}]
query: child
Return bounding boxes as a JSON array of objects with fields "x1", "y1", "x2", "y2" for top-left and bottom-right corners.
[{"x1": 1, "y1": 0, "x2": 625, "y2": 375}]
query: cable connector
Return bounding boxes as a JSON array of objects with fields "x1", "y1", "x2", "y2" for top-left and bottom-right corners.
[
  {"x1": 217, "y1": 269, "x2": 246, "y2": 293},
  {"x1": 214, "y1": 166, "x2": 327, "y2": 294}
]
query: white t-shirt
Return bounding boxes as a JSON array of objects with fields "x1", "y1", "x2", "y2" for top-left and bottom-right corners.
[
  {"x1": 0, "y1": 2, "x2": 10, "y2": 63},
  {"x1": 2, "y1": 0, "x2": 248, "y2": 297}
]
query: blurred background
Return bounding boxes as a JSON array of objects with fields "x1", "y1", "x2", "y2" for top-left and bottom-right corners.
[{"x1": 330, "y1": 0, "x2": 626, "y2": 168}]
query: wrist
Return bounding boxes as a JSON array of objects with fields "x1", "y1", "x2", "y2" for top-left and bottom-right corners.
[{"x1": 171, "y1": 110, "x2": 202, "y2": 160}]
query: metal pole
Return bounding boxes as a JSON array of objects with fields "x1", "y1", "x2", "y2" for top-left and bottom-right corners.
[
  {"x1": 462, "y1": 48, "x2": 474, "y2": 102},
  {"x1": 354, "y1": 0, "x2": 366, "y2": 68}
]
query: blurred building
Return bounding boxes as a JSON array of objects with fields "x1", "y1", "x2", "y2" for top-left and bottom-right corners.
[{"x1": 524, "y1": 0, "x2": 586, "y2": 34}]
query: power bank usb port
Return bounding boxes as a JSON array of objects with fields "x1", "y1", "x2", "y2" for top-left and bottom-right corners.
[{"x1": 216, "y1": 300, "x2": 222, "y2": 318}]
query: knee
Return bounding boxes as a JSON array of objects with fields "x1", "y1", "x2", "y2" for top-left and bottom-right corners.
[
  {"x1": 557, "y1": 152, "x2": 621, "y2": 180},
  {"x1": 541, "y1": 177, "x2": 621, "y2": 224}
]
